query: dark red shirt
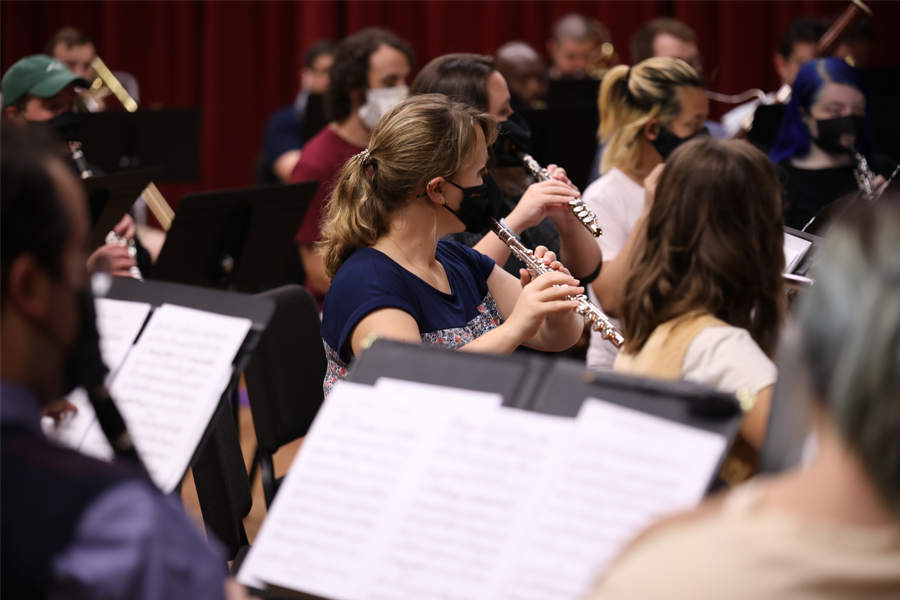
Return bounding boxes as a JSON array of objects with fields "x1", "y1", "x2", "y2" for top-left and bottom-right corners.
[{"x1": 290, "y1": 126, "x2": 365, "y2": 246}]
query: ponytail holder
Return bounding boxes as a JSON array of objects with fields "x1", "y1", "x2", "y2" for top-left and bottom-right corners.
[{"x1": 356, "y1": 148, "x2": 372, "y2": 166}]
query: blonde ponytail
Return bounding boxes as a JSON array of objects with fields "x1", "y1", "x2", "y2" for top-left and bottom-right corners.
[
  {"x1": 597, "y1": 57, "x2": 704, "y2": 175},
  {"x1": 318, "y1": 94, "x2": 497, "y2": 279}
]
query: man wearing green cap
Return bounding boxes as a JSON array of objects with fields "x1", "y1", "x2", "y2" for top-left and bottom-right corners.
[
  {"x1": 3, "y1": 55, "x2": 143, "y2": 278},
  {"x1": 2, "y1": 54, "x2": 88, "y2": 128}
]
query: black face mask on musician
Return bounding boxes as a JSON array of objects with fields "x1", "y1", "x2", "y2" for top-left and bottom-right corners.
[
  {"x1": 491, "y1": 112, "x2": 533, "y2": 167},
  {"x1": 444, "y1": 172, "x2": 502, "y2": 235},
  {"x1": 812, "y1": 115, "x2": 866, "y2": 155},
  {"x1": 31, "y1": 110, "x2": 83, "y2": 143},
  {"x1": 652, "y1": 125, "x2": 710, "y2": 160}
]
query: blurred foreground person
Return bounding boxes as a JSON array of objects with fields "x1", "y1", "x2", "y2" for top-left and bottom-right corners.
[
  {"x1": 0, "y1": 125, "x2": 241, "y2": 600},
  {"x1": 589, "y1": 195, "x2": 900, "y2": 600}
]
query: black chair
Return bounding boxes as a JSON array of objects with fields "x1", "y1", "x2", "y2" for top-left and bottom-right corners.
[
  {"x1": 244, "y1": 285, "x2": 327, "y2": 507},
  {"x1": 192, "y1": 385, "x2": 253, "y2": 572}
]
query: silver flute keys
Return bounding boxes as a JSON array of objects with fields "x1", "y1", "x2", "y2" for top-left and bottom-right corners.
[
  {"x1": 105, "y1": 231, "x2": 144, "y2": 281},
  {"x1": 490, "y1": 218, "x2": 625, "y2": 349},
  {"x1": 852, "y1": 147, "x2": 877, "y2": 204},
  {"x1": 520, "y1": 153, "x2": 603, "y2": 237}
]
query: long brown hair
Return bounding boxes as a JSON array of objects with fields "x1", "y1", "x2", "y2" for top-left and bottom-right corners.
[
  {"x1": 620, "y1": 138, "x2": 786, "y2": 358},
  {"x1": 318, "y1": 94, "x2": 497, "y2": 279}
]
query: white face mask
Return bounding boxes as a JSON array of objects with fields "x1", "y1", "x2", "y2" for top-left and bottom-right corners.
[{"x1": 358, "y1": 85, "x2": 408, "y2": 130}]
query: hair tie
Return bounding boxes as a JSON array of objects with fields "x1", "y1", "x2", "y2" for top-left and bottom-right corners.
[{"x1": 356, "y1": 148, "x2": 371, "y2": 166}]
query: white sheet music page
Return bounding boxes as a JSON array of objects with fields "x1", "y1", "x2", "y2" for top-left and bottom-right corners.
[
  {"x1": 495, "y1": 398, "x2": 727, "y2": 600},
  {"x1": 237, "y1": 381, "x2": 511, "y2": 597},
  {"x1": 784, "y1": 233, "x2": 812, "y2": 274},
  {"x1": 107, "y1": 303, "x2": 251, "y2": 493},
  {"x1": 43, "y1": 298, "x2": 152, "y2": 458}
]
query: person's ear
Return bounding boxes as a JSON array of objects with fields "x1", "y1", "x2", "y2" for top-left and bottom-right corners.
[
  {"x1": 6, "y1": 254, "x2": 53, "y2": 322},
  {"x1": 425, "y1": 177, "x2": 447, "y2": 205},
  {"x1": 773, "y1": 54, "x2": 787, "y2": 83},
  {"x1": 643, "y1": 119, "x2": 660, "y2": 141},
  {"x1": 4, "y1": 105, "x2": 24, "y2": 123}
]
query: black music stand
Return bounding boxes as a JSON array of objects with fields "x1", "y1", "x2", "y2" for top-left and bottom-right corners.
[
  {"x1": 104, "y1": 276, "x2": 275, "y2": 563},
  {"x1": 79, "y1": 108, "x2": 202, "y2": 182},
  {"x1": 545, "y1": 78, "x2": 601, "y2": 109},
  {"x1": 149, "y1": 181, "x2": 318, "y2": 292},
  {"x1": 748, "y1": 104, "x2": 786, "y2": 154},
  {"x1": 519, "y1": 104, "x2": 599, "y2": 190},
  {"x1": 348, "y1": 339, "x2": 743, "y2": 493},
  {"x1": 84, "y1": 168, "x2": 162, "y2": 251}
]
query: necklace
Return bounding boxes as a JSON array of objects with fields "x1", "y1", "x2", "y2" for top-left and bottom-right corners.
[{"x1": 385, "y1": 235, "x2": 445, "y2": 290}]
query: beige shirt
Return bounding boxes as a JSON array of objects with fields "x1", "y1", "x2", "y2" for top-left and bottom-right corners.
[{"x1": 587, "y1": 480, "x2": 900, "y2": 600}]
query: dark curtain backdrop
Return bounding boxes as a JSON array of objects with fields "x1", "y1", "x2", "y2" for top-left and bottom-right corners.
[{"x1": 4, "y1": 0, "x2": 899, "y2": 202}]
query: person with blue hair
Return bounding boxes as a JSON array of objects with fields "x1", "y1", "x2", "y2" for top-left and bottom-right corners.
[{"x1": 769, "y1": 57, "x2": 896, "y2": 230}]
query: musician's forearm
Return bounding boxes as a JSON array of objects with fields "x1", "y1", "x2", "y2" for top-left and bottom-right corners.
[
  {"x1": 557, "y1": 224, "x2": 603, "y2": 280},
  {"x1": 474, "y1": 233, "x2": 513, "y2": 266},
  {"x1": 527, "y1": 310, "x2": 583, "y2": 352}
]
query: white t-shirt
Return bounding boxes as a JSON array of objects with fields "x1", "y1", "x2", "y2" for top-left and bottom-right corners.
[
  {"x1": 582, "y1": 167, "x2": 646, "y2": 371},
  {"x1": 683, "y1": 326, "x2": 777, "y2": 396}
]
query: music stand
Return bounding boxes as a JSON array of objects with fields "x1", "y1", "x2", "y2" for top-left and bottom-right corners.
[
  {"x1": 519, "y1": 104, "x2": 599, "y2": 190},
  {"x1": 104, "y1": 276, "x2": 275, "y2": 554},
  {"x1": 84, "y1": 168, "x2": 162, "y2": 251},
  {"x1": 149, "y1": 181, "x2": 318, "y2": 292},
  {"x1": 545, "y1": 78, "x2": 601, "y2": 109},
  {"x1": 348, "y1": 339, "x2": 743, "y2": 492},
  {"x1": 79, "y1": 108, "x2": 202, "y2": 182},
  {"x1": 748, "y1": 104, "x2": 786, "y2": 153}
]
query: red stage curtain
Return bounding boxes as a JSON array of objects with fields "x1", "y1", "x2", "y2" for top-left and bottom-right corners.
[{"x1": 3, "y1": 0, "x2": 898, "y2": 201}]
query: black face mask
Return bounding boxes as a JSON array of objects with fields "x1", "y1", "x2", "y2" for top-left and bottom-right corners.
[
  {"x1": 652, "y1": 126, "x2": 710, "y2": 160},
  {"x1": 36, "y1": 110, "x2": 83, "y2": 143},
  {"x1": 491, "y1": 112, "x2": 533, "y2": 167},
  {"x1": 444, "y1": 172, "x2": 502, "y2": 234},
  {"x1": 62, "y1": 286, "x2": 109, "y2": 396},
  {"x1": 812, "y1": 115, "x2": 866, "y2": 155}
]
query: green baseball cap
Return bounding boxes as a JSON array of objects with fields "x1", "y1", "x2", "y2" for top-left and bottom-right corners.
[{"x1": 2, "y1": 55, "x2": 90, "y2": 110}]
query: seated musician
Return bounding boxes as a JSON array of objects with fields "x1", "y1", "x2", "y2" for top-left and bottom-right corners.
[
  {"x1": 582, "y1": 57, "x2": 708, "y2": 371},
  {"x1": 720, "y1": 16, "x2": 826, "y2": 138},
  {"x1": 589, "y1": 193, "x2": 900, "y2": 600},
  {"x1": 318, "y1": 95, "x2": 584, "y2": 396},
  {"x1": 290, "y1": 28, "x2": 413, "y2": 310},
  {"x1": 769, "y1": 57, "x2": 896, "y2": 231},
  {"x1": 409, "y1": 53, "x2": 602, "y2": 283},
  {"x1": 2, "y1": 54, "x2": 148, "y2": 279},
  {"x1": 614, "y1": 137, "x2": 784, "y2": 456}
]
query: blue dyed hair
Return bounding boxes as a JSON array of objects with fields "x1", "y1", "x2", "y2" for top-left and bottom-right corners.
[{"x1": 769, "y1": 57, "x2": 875, "y2": 163}]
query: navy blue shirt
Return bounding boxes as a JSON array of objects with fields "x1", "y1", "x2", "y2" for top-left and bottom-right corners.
[
  {"x1": 261, "y1": 105, "x2": 303, "y2": 179},
  {"x1": 321, "y1": 241, "x2": 502, "y2": 396}
]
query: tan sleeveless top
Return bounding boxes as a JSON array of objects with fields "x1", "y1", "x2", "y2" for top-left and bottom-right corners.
[
  {"x1": 614, "y1": 313, "x2": 729, "y2": 380},
  {"x1": 613, "y1": 313, "x2": 758, "y2": 485}
]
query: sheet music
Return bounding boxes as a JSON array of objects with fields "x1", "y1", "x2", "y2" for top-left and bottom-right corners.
[
  {"x1": 240, "y1": 390, "x2": 727, "y2": 600},
  {"x1": 784, "y1": 233, "x2": 812, "y2": 274},
  {"x1": 238, "y1": 382, "x2": 504, "y2": 596},
  {"x1": 43, "y1": 298, "x2": 152, "y2": 457},
  {"x1": 495, "y1": 399, "x2": 727, "y2": 600},
  {"x1": 374, "y1": 377, "x2": 504, "y2": 408},
  {"x1": 108, "y1": 303, "x2": 251, "y2": 492}
]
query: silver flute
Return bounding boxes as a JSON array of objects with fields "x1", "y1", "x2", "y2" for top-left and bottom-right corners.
[
  {"x1": 490, "y1": 217, "x2": 624, "y2": 349},
  {"x1": 520, "y1": 153, "x2": 604, "y2": 237}
]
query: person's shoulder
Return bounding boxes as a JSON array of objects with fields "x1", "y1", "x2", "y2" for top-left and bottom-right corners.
[
  {"x1": 438, "y1": 240, "x2": 495, "y2": 276},
  {"x1": 684, "y1": 325, "x2": 776, "y2": 395},
  {"x1": 584, "y1": 168, "x2": 640, "y2": 203},
  {"x1": 266, "y1": 105, "x2": 299, "y2": 129}
]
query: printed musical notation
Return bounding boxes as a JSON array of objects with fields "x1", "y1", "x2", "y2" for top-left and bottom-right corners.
[
  {"x1": 109, "y1": 303, "x2": 251, "y2": 492},
  {"x1": 239, "y1": 384, "x2": 726, "y2": 600}
]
